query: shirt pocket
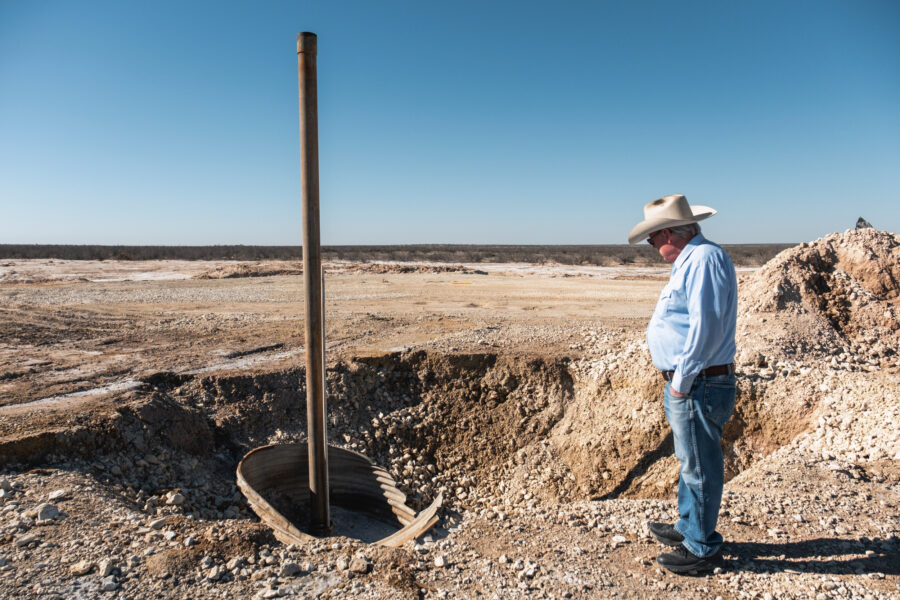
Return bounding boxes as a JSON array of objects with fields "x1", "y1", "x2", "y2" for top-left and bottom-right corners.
[{"x1": 654, "y1": 285, "x2": 675, "y2": 316}]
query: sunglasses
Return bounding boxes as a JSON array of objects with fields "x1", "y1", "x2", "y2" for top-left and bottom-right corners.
[{"x1": 646, "y1": 230, "x2": 665, "y2": 246}]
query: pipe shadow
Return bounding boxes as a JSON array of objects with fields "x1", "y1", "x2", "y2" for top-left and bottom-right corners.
[
  {"x1": 724, "y1": 536, "x2": 899, "y2": 576},
  {"x1": 595, "y1": 431, "x2": 674, "y2": 500}
]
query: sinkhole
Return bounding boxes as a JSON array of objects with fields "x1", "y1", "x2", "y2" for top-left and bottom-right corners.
[{"x1": 0, "y1": 350, "x2": 815, "y2": 541}]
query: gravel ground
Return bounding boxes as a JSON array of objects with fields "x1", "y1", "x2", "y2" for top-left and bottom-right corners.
[{"x1": 1, "y1": 230, "x2": 898, "y2": 599}]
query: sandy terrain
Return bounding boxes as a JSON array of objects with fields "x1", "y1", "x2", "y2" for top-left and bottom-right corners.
[
  {"x1": 0, "y1": 261, "x2": 669, "y2": 408},
  {"x1": 0, "y1": 230, "x2": 898, "y2": 600}
]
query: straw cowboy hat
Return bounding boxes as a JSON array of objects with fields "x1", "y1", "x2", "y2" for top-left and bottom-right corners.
[{"x1": 627, "y1": 194, "x2": 717, "y2": 245}]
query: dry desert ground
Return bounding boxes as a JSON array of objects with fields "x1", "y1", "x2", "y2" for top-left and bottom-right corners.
[{"x1": 0, "y1": 229, "x2": 898, "y2": 600}]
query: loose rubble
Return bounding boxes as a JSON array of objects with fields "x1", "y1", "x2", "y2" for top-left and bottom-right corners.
[{"x1": 0, "y1": 230, "x2": 897, "y2": 599}]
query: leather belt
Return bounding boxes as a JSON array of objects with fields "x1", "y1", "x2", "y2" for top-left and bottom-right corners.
[{"x1": 660, "y1": 363, "x2": 734, "y2": 382}]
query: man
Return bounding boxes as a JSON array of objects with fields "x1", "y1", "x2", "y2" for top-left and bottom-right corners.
[{"x1": 628, "y1": 194, "x2": 738, "y2": 574}]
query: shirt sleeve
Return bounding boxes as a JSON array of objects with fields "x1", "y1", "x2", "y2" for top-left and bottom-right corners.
[{"x1": 670, "y1": 251, "x2": 732, "y2": 394}]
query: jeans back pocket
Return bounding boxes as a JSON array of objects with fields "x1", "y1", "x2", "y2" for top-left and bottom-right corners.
[{"x1": 702, "y1": 376, "x2": 736, "y2": 425}]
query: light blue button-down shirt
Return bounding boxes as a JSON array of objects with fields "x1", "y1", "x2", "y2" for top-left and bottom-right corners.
[{"x1": 647, "y1": 233, "x2": 737, "y2": 394}]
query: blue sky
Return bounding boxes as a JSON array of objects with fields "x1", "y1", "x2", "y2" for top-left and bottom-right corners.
[{"x1": 1, "y1": 1, "x2": 898, "y2": 245}]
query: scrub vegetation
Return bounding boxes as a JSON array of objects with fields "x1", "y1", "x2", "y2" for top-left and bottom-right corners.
[{"x1": 0, "y1": 244, "x2": 792, "y2": 267}]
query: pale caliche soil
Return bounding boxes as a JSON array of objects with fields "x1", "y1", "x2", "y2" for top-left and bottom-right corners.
[{"x1": 0, "y1": 230, "x2": 898, "y2": 600}]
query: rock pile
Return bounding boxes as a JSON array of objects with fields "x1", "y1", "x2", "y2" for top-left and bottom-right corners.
[{"x1": 737, "y1": 228, "x2": 899, "y2": 370}]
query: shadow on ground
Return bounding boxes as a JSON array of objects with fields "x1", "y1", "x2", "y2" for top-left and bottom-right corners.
[
  {"x1": 596, "y1": 431, "x2": 675, "y2": 500},
  {"x1": 724, "y1": 536, "x2": 898, "y2": 575}
]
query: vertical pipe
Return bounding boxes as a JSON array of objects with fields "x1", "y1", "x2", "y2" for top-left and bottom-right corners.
[{"x1": 297, "y1": 31, "x2": 330, "y2": 536}]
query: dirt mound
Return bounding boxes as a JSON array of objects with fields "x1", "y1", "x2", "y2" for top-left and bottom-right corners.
[
  {"x1": 332, "y1": 263, "x2": 487, "y2": 276},
  {"x1": 738, "y1": 229, "x2": 900, "y2": 367},
  {"x1": 196, "y1": 261, "x2": 304, "y2": 279},
  {"x1": 195, "y1": 261, "x2": 487, "y2": 279}
]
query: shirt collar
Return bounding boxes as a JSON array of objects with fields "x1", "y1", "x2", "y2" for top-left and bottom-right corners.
[{"x1": 672, "y1": 232, "x2": 706, "y2": 271}]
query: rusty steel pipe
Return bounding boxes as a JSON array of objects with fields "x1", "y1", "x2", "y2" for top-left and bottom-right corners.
[{"x1": 297, "y1": 31, "x2": 331, "y2": 537}]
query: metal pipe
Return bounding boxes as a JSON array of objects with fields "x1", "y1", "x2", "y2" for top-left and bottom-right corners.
[{"x1": 297, "y1": 31, "x2": 331, "y2": 537}]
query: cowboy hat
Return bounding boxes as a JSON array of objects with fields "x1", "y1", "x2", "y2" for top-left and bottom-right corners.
[{"x1": 627, "y1": 194, "x2": 717, "y2": 245}]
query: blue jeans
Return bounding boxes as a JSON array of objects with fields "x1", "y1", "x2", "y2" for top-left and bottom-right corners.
[{"x1": 663, "y1": 373, "x2": 736, "y2": 557}]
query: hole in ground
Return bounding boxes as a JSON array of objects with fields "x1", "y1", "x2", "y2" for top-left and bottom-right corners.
[{"x1": 0, "y1": 350, "x2": 819, "y2": 533}]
